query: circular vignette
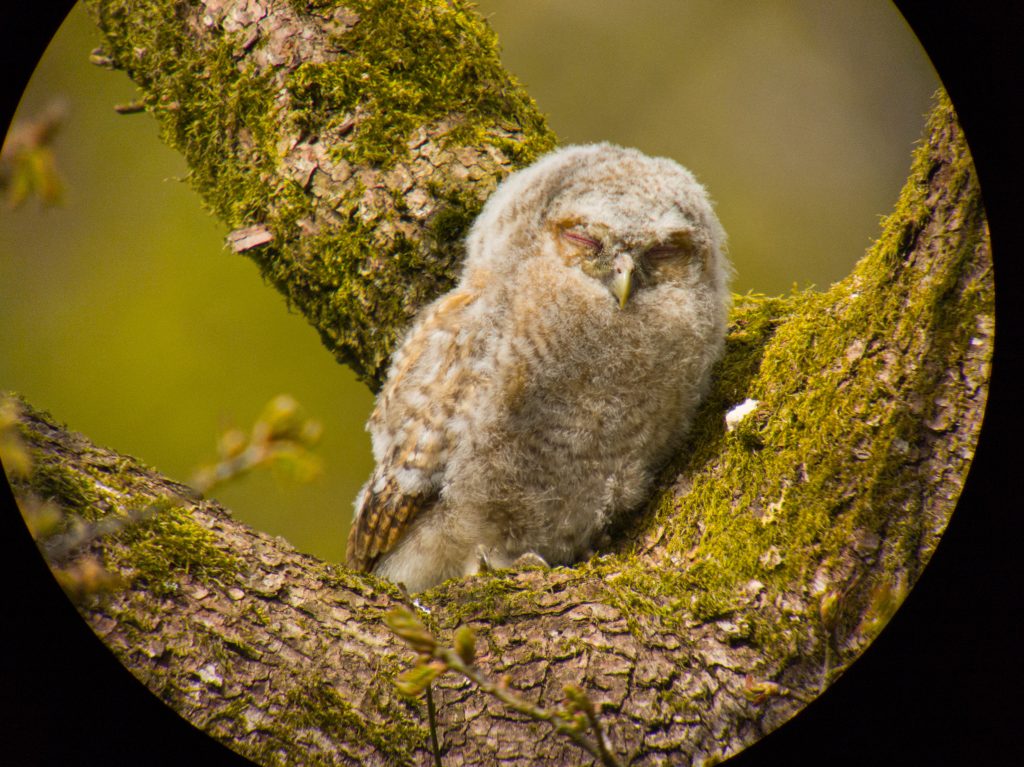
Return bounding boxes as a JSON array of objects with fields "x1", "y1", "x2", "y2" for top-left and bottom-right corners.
[{"x1": 1, "y1": 3, "x2": 1019, "y2": 767}]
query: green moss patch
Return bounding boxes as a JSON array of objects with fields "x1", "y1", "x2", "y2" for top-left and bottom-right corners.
[
  {"x1": 241, "y1": 679, "x2": 426, "y2": 766},
  {"x1": 604, "y1": 93, "x2": 989, "y2": 640},
  {"x1": 287, "y1": 0, "x2": 554, "y2": 168},
  {"x1": 116, "y1": 500, "x2": 243, "y2": 597}
]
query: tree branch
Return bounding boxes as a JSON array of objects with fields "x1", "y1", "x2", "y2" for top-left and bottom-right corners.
[
  {"x1": 85, "y1": 0, "x2": 555, "y2": 387},
  {"x1": 8, "y1": 1, "x2": 991, "y2": 764}
]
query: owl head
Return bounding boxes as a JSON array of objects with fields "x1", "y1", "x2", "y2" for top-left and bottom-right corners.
[{"x1": 463, "y1": 143, "x2": 730, "y2": 310}]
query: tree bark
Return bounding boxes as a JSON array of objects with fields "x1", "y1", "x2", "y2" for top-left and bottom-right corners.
[
  {"x1": 85, "y1": 0, "x2": 555, "y2": 388},
  {"x1": 8, "y1": 1, "x2": 992, "y2": 766}
]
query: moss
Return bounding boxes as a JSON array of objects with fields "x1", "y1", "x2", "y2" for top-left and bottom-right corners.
[
  {"x1": 243, "y1": 679, "x2": 426, "y2": 766},
  {"x1": 13, "y1": 397, "x2": 245, "y2": 599},
  {"x1": 298, "y1": 223, "x2": 425, "y2": 380},
  {"x1": 427, "y1": 93, "x2": 988, "y2": 660},
  {"x1": 215, "y1": 695, "x2": 253, "y2": 724},
  {"x1": 114, "y1": 500, "x2": 243, "y2": 597},
  {"x1": 424, "y1": 179, "x2": 488, "y2": 250},
  {"x1": 87, "y1": 0, "x2": 556, "y2": 385},
  {"x1": 221, "y1": 635, "x2": 265, "y2": 662},
  {"x1": 299, "y1": 187, "x2": 480, "y2": 385},
  {"x1": 110, "y1": 605, "x2": 160, "y2": 634},
  {"x1": 286, "y1": 0, "x2": 554, "y2": 169},
  {"x1": 247, "y1": 601, "x2": 272, "y2": 627},
  {"x1": 23, "y1": 454, "x2": 105, "y2": 521},
  {"x1": 426, "y1": 567, "x2": 538, "y2": 627}
]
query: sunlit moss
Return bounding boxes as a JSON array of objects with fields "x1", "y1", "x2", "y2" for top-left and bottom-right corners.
[
  {"x1": 286, "y1": 0, "x2": 553, "y2": 169},
  {"x1": 25, "y1": 451, "x2": 103, "y2": 521},
  {"x1": 115, "y1": 500, "x2": 242, "y2": 597},
  {"x1": 422, "y1": 94, "x2": 989, "y2": 669},
  {"x1": 86, "y1": 0, "x2": 556, "y2": 385}
]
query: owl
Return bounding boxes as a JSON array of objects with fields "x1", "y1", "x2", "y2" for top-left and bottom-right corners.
[{"x1": 347, "y1": 143, "x2": 731, "y2": 592}]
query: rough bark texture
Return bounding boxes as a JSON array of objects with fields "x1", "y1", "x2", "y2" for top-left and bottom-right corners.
[
  {"x1": 10, "y1": 89, "x2": 991, "y2": 765},
  {"x1": 6, "y1": 1, "x2": 993, "y2": 765},
  {"x1": 85, "y1": 0, "x2": 555, "y2": 388}
]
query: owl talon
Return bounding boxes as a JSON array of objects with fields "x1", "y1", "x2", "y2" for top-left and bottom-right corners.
[
  {"x1": 475, "y1": 545, "x2": 493, "y2": 574},
  {"x1": 471, "y1": 548, "x2": 547, "y2": 577},
  {"x1": 512, "y1": 552, "x2": 549, "y2": 570}
]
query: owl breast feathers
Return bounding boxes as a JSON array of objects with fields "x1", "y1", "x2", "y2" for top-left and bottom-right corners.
[{"x1": 347, "y1": 143, "x2": 731, "y2": 592}]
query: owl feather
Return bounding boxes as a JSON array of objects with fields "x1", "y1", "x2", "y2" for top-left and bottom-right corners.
[
  {"x1": 347, "y1": 143, "x2": 731, "y2": 592},
  {"x1": 347, "y1": 289, "x2": 481, "y2": 572}
]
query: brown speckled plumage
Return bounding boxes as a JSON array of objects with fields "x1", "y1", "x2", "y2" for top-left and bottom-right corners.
[{"x1": 347, "y1": 144, "x2": 731, "y2": 591}]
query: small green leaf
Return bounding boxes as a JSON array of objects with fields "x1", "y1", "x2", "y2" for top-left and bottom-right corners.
[
  {"x1": 819, "y1": 591, "x2": 840, "y2": 628},
  {"x1": 453, "y1": 625, "x2": 476, "y2": 665},
  {"x1": 385, "y1": 608, "x2": 437, "y2": 654},
  {"x1": 395, "y1": 660, "x2": 446, "y2": 697}
]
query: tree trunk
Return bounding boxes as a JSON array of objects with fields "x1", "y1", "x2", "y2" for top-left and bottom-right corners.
[{"x1": 7, "y1": 1, "x2": 992, "y2": 766}]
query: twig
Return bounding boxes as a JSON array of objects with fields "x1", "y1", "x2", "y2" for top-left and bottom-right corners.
[
  {"x1": 113, "y1": 100, "x2": 146, "y2": 114},
  {"x1": 425, "y1": 683, "x2": 442, "y2": 767},
  {"x1": 440, "y1": 648, "x2": 621, "y2": 767},
  {"x1": 190, "y1": 394, "x2": 322, "y2": 495},
  {"x1": 386, "y1": 608, "x2": 623, "y2": 767}
]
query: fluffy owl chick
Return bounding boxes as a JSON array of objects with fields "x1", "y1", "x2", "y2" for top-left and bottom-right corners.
[{"x1": 347, "y1": 143, "x2": 730, "y2": 592}]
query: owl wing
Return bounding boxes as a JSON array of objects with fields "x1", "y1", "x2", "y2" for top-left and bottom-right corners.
[
  {"x1": 346, "y1": 468, "x2": 432, "y2": 573},
  {"x1": 346, "y1": 289, "x2": 481, "y2": 573}
]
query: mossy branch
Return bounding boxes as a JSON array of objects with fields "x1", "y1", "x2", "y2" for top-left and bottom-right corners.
[
  {"x1": 84, "y1": 0, "x2": 556, "y2": 388},
  {"x1": 7, "y1": 0, "x2": 994, "y2": 764}
]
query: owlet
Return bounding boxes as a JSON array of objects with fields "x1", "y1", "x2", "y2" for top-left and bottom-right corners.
[{"x1": 347, "y1": 143, "x2": 731, "y2": 592}]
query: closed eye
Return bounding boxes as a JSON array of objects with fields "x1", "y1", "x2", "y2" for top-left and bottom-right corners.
[
  {"x1": 646, "y1": 244, "x2": 687, "y2": 262},
  {"x1": 562, "y1": 229, "x2": 601, "y2": 251}
]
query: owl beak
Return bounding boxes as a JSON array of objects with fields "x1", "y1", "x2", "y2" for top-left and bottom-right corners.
[{"x1": 610, "y1": 253, "x2": 634, "y2": 309}]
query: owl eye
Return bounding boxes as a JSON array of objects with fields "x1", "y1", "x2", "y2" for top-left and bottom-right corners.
[
  {"x1": 645, "y1": 244, "x2": 687, "y2": 263},
  {"x1": 562, "y1": 229, "x2": 601, "y2": 251}
]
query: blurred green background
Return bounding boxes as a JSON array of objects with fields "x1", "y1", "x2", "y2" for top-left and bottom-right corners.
[{"x1": 1, "y1": 2, "x2": 938, "y2": 562}]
